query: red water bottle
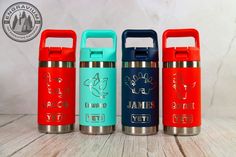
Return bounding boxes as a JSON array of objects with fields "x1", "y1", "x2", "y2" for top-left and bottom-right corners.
[
  {"x1": 38, "y1": 29, "x2": 77, "y2": 133},
  {"x1": 162, "y1": 29, "x2": 201, "y2": 135}
]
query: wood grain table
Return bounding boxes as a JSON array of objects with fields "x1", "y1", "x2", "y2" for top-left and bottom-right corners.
[{"x1": 0, "y1": 115, "x2": 235, "y2": 157}]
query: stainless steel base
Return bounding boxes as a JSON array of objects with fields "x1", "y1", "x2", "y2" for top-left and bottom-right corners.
[
  {"x1": 38, "y1": 124, "x2": 74, "y2": 134},
  {"x1": 164, "y1": 126, "x2": 201, "y2": 136},
  {"x1": 122, "y1": 126, "x2": 158, "y2": 136},
  {"x1": 80, "y1": 125, "x2": 115, "y2": 135}
]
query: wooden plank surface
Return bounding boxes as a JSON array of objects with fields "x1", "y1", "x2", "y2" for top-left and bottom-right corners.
[
  {"x1": 0, "y1": 115, "x2": 24, "y2": 127},
  {"x1": 0, "y1": 115, "x2": 235, "y2": 157},
  {"x1": 177, "y1": 117, "x2": 236, "y2": 157},
  {"x1": 0, "y1": 115, "x2": 44, "y2": 156}
]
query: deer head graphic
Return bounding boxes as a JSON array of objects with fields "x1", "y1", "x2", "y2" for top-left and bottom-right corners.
[
  {"x1": 125, "y1": 72, "x2": 156, "y2": 95},
  {"x1": 172, "y1": 73, "x2": 196, "y2": 100}
]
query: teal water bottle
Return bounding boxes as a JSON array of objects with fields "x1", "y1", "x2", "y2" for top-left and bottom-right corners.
[{"x1": 79, "y1": 30, "x2": 117, "y2": 134}]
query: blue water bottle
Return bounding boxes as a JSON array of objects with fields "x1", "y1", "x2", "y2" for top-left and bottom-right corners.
[
  {"x1": 79, "y1": 30, "x2": 117, "y2": 134},
  {"x1": 122, "y1": 29, "x2": 159, "y2": 135}
]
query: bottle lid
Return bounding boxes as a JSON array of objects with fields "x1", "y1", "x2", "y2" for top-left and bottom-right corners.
[
  {"x1": 39, "y1": 29, "x2": 77, "y2": 62},
  {"x1": 122, "y1": 29, "x2": 158, "y2": 62},
  {"x1": 162, "y1": 28, "x2": 200, "y2": 62}
]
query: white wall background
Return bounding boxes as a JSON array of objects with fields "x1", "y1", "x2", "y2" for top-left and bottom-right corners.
[{"x1": 0, "y1": 0, "x2": 236, "y2": 118}]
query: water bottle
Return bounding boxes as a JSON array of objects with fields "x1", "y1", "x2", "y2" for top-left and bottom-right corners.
[
  {"x1": 38, "y1": 29, "x2": 77, "y2": 133},
  {"x1": 79, "y1": 30, "x2": 117, "y2": 134},
  {"x1": 162, "y1": 28, "x2": 201, "y2": 135},
  {"x1": 122, "y1": 29, "x2": 159, "y2": 135}
]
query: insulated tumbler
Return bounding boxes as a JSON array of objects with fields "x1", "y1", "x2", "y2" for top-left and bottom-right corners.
[
  {"x1": 79, "y1": 30, "x2": 117, "y2": 134},
  {"x1": 162, "y1": 28, "x2": 201, "y2": 135},
  {"x1": 38, "y1": 29, "x2": 77, "y2": 133},
  {"x1": 122, "y1": 29, "x2": 159, "y2": 135}
]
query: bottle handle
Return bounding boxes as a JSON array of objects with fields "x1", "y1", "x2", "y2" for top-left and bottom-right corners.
[
  {"x1": 80, "y1": 30, "x2": 117, "y2": 52},
  {"x1": 122, "y1": 29, "x2": 158, "y2": 49},
  {"x1": 39, "y1": 29, "x2": 77, "y2": 51},
  {"x1": 162, "y1": 28, "x2": 200, "y2": 49}
]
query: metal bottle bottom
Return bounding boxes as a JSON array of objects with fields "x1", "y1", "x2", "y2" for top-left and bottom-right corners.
[
  {"x1": 38, "y1": 124, "x2": 74, "y2": 134},
  {"x1": 122, "y1": 126, "x2": 158, "y2": 136},
  {"x1": 164, "y1": 126, "x2": 201, "y2": 136},
  {"x1": 79, "y1": 125, "x2": 115, "y2": 135}
]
